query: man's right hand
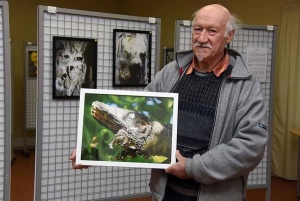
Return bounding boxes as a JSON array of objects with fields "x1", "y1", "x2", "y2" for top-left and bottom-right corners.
[{"x1": 70, "y1": 148, "x2": 90, "y2": 170}]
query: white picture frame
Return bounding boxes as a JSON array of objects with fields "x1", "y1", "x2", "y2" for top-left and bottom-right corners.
[{"x1": 76, "y1": 89, "x2": 178, "y2": 169}]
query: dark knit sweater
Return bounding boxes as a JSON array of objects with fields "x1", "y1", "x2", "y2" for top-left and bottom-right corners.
[{"x1": 167, "y1": 65, "x2": 233, "y2": 196}]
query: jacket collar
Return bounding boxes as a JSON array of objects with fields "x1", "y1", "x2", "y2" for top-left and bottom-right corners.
[{"x1": 175, "y1": 48, "x2": 252, "y2": 79}]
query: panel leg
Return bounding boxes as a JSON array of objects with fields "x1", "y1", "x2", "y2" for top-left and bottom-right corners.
[
  {"x1": 297, "y1": 137, "x2": 300, "y2": 198},
  {"x1": 21, "y1": 149, "x2": 30, "y2": 157}
]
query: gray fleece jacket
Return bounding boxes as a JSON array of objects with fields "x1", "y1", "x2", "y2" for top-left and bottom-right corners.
[{"x1": 145, "y1": 49, "x2": 268, "y2": 201}]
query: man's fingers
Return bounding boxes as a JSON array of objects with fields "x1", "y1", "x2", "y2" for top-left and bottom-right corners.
[
  {"x1": 165, "y1": 167, "x2": 171, "y2": 174},
  {"x1": 70, "y1": 149, "x2": 77, "y2": 160},
  {"x1": 71, "y1": 158, "x2": 77, "y2": 168},
  {"x1": 165, "y1": 164, "x2": 175, "y2": 174},
  {"x1": 70, "y1": 148, "x2": 90, "y2": 170},
  {"x1": 72, "y1": 162, "x2": 87, "y2": 170},
  {"x1": 72, "y1": 159, "x2": 90, "y2": 169}
]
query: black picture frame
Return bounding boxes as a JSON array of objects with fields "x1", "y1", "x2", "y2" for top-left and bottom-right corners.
[
  {"x1": 163, "y1": 47, "x2": 174, "y2": 66},
  {"x1": 113, "y1": 29, "x2": 152, "y2": 87},
  {"x1": 52, "y1": 36, "x2": 97, "y2": 99}
]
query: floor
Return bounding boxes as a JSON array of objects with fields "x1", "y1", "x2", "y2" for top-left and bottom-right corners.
[{"x1": 11, "y1": 149, "x2": 300, "y2": 201}]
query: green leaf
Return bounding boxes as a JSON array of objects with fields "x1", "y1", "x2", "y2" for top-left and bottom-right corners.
[
  {"x1": 121, "y1": 155, "x2": 154, "y2": 163},
  {"x1": 151, "y1": 155, "x2": 168, "y2": 163}
]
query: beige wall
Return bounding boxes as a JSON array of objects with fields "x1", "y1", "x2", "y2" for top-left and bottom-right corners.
[
  {"x1": 9, "y1": 0, "x2": 300, "y2": 139},
  {"x1": 117, "y1": 0, "x2": 300, "y2": 59}
]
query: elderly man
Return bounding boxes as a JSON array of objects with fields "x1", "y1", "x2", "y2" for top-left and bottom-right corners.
[
  {"x1": 144, "y1": 4, "x2": 267, "y2": 201},
  {"x1": 71, "y1": 4, "x2": 267, "y2": 201}
]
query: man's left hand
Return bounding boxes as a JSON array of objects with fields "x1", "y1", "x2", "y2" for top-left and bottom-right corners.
[{"x1": 165, "y1": 150, "x2": 188, "y2": 179}]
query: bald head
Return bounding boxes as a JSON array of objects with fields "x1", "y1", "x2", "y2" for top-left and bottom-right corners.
[
  {"x1": 201, "y1": 4, "x2": 230, "y2": 13},
  {"x1": 192, "y1": 4, "x2": 240, "y2": 37},
  {"x1": 199, "y1": 4, "x2": 231, "y2": 23}
]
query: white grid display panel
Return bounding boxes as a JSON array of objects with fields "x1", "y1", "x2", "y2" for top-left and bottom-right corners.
[
  {"x1": 230, "y1": 28, "x2": 274, "y2": 185},
  {"x1": 176, "y1": 23, "x2": 274, "y2": 186},
  {"x1": 39, "y1": 11, "x2": 157, "y2": 201},
  {"x1": 0, "y1": 7, "x2": 5, "y2": 200},
  {"x1": 25, "y1": 44, "x2": 37, "y2": 129},
  {"x1": 178, "y1": 25, "x2": 192, "y2": 51}
]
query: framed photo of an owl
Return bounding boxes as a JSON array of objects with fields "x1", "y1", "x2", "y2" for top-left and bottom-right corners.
[
  {"x1": 52, "y1": 36, "x2": 97, "y2": 99},
  {"x1": 76, "y1": 89, "x2": 178, "y2": 169}
]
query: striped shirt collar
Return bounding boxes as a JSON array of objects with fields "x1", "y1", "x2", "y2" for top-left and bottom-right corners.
[{"x1": 186, "y1": 51, "x2": 229, "y2": 77}]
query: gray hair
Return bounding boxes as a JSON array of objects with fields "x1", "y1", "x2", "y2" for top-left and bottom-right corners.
[
  {"x1": 225, "y1": 14, "x2": 242, "y2": 37},
  {"x1": 191, "y1": 11, "x2": 197, "y2": 29},
  {"x1": 191, "y1": 11, "x2": 242, "y2": 37}
]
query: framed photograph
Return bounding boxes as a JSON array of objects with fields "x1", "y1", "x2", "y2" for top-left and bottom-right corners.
[
  {"x1": 163, "y1": 47, "x2": 174, "y2": 66},
  {"x1": 76, "y1": 89, "x2": 178, "y2": 169},
  {"x1": 113, "y1": 29, "x2": 152, "y2": 87},
  {"x1": 28, "y1": 51, "x2": 37, "y2": 77},
  {"x1": 52, "y1": 36, "x2": 97, "y2": 99}
]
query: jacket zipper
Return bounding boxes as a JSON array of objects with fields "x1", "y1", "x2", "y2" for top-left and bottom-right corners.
[
  {"x1": 207, "y1": 76, "x2": 227, "y2": 150},
  {"x1": 169, "y1": 65, "x2": 189, "y2": 93},
  {"x1": 195, "y1": 76, "x2": 227, "y2": 201},
  {"x1": 240, "y1": 176, "x2": 245, "y2": 201},
  {"x1": 161, "y1": 64, "x2": 186, "y2": 200},
  {"x1": 161, "y1": 174, "x2": 168, "y2": 201},
  {"x1": 206, "y1": 64, "x2": 247, "y2": 149},
  {"x1": 204, "y1": 66, "x2": 248, "y2": 201}
]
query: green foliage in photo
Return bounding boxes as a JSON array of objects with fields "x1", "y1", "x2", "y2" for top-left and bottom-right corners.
[{"x1": 80, "y1": 93, "x2": 174, "y2": 163}]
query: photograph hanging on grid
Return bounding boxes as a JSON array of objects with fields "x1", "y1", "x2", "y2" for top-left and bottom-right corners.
[
  {"x1": 76, "y1": 89, "x2": 178, "y2": 169},
  {"x1": 113, "y1": 29, "x2": 152, "y2": 87},
  {"x1": 163, "y1": 47, "x2": 174, "y2": 66},
  {"x1": 28, "y1": 51, "x2": 37, "y2": 77},
  {"x1": 52, "y1": 36, "x2": 97, "y2": 99}
]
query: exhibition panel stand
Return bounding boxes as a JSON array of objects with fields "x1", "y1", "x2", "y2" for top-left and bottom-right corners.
[
  {"x1": 0, "y1": 1, "x2": 11, "y2": 201},
  {"x1": 36, "y1": 5, "x2": 161, "y2": 201},
  {"x1": 23, "y1": 42, "x2": 37, "y2": 157}
]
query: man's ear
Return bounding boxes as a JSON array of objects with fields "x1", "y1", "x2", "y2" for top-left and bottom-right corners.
[{"x1": 226, "y1": 30, "x2": 235, "y2": 43}]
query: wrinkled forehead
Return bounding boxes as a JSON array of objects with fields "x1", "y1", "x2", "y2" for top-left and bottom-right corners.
[{"x1": 195, "y1": 6, "x2": 229, "y2": 27}]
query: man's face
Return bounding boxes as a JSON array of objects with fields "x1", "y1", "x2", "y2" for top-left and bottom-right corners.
[{"x1": 192, "y1": 7, "x2": 233, "y2": 64}]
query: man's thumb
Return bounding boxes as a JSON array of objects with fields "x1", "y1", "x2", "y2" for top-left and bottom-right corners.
[{"x1": 176, "y1": 150, "x2": 183, "y2": 160}]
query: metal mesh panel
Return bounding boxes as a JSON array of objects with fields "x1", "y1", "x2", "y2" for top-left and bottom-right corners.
[
  {"x1": 25, "y1": 43, "x2": 37, "y2": 129},
  {"x1": 178, "y1": 25, "x2": 192, "y2": 51},
  {"x1": 0, "y1": 1, "x2": 11, "y2": 200},
  {"x1": 37, "y1": 7, "x2": 160, "y2": 201},
  {"x1": 0, "y1": 7, "x2": 4, "y2": 201},
  {"x1": 174, "y1": 21, "x2": 275, "y2": 187},
  {"x1": 231, "y1": 28, "x2": 274, "y2": 186}
]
